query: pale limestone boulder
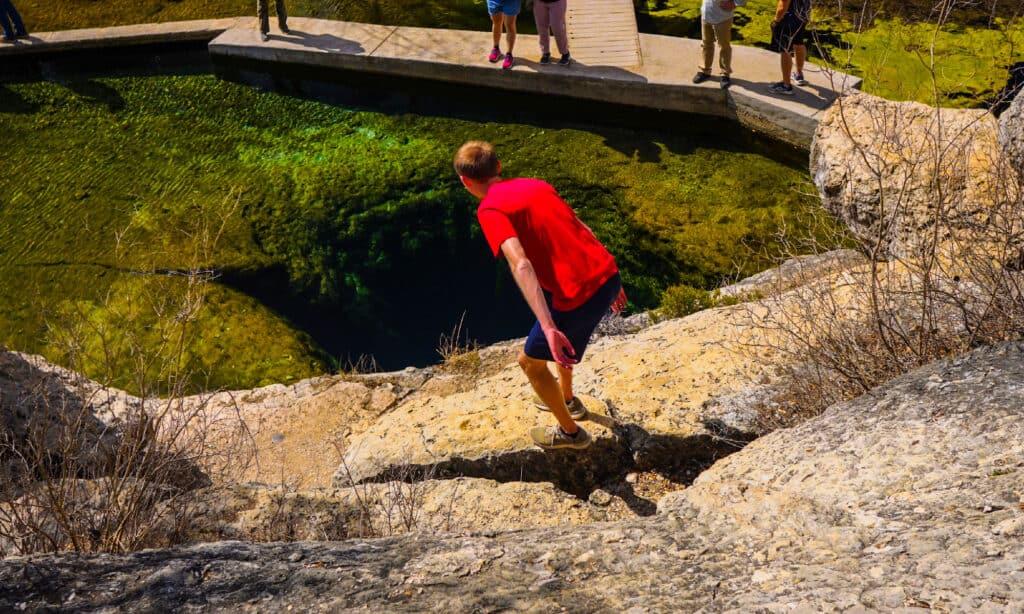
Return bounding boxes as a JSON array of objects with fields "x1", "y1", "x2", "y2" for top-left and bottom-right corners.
[
  {"x1": 999, "y1": 85, "x2": 1024, "y2": 175},
  {"x1": 337, "y1": 250, "x2": 880, "y2": 496},
  {"x1": 0, "y1": 350, "x2": 134, "y2": 490},
  {"x1": 718, "y1": 249, "x2": 867, "y2": 299},
  {"x1": 811, "y1": 92, "x2": 1011, "y2": 261},
  {"x1": 337, "y1": 299, "x2": 790, "y2": 496},
  {"x1": 5, "y1": 343, "x2": 1024, "y2": 611}
]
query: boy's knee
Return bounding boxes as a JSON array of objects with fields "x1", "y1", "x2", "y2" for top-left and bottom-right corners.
[{"x1": 517, "y1": 352, "x2": 546, "y2": 377}]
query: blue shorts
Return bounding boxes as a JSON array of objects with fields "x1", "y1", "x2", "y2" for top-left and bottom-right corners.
[
  {"x1": 524, "y1": 273, "x2": 622, "y2": 363},
  {"x1": 487, "y1": 0, "x2": 521, "y2": 16}
]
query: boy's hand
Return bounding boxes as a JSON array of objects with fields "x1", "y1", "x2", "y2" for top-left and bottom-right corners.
[
  {"x1": 543, "y1": 326, "x2": 577, "y2": 369},
  {"x1": 612, "y1": 288, "x2": 628, "y2": 314},
  {"x1": 720, "y1": 0, "x2": 736, "y2": 9}
]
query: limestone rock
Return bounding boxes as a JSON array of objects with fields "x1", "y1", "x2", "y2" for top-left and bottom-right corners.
[
  {"x1": 156, "y1": 478, "x2": 617, "y2": 543},
  {"x1": 0, "y1": 350, "x2": 133, "y2": 490},
  {"x1": 811, "y1": 92, "x2": 1010, "y2": 260},
  {"x1": 999, "y1": 84, "x2": 1024, "y2": 176},
  {"x1": 3, "y1": 342, "x2": 1023, "y2": 611},
  {"x1": 718, "y1": 249, "x2": 866, "y2": 299},
  {"x1": 337, "y1": 299, "x2": 786, "y2": 496}
]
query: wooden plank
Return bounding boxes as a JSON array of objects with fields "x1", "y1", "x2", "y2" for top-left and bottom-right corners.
[{"x1": 565, "y1": 0, "x2": 641, "y2": 67}]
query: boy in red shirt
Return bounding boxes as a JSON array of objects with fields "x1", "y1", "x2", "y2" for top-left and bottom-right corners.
[{"x1": 454, "y1": 141, "x2": 627, "y2": 450}]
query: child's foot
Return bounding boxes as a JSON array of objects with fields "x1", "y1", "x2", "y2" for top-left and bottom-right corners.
[
  {"x1": 488, "y1": 46, "x2": 502, "y2": 63},
  {"x1": 530, "y1": 425, "x2": 592, "y2": 450},
  {"x1": 792, "y1": 72, "x2": 808, "y2": 86},
  {"x1": 533, "y1": 396, "x2": 588, "y2": 420},
  {"x1": 540, "y1": 52, "x2": 551, "y2": 65},
  {"x1": 693, "y1": 71, "x2": 710, "y2": 84},
  {"x1": 260, "y1": 31, "x2": 270, "y2": 42},
  {"x1": 502, "y1": 51, "x2": 514, "y2": 69},
  {"x1": 558, "y1": 53, "x2": 571, "y2": 67}
]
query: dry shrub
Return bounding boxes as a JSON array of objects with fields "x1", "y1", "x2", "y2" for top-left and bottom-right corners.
[
  {"x1": 0, "y1": 196, "x2": 256, "y2": 556},
  {"x1": 436, "y1": 312, "x2": 481, "y2": 375},
  {"x1": 331, "y1": 438, "x2": 456, "y2": 538},
  {"x1": 748, "y1": 94, "x2": 1024, "y2": 431}
]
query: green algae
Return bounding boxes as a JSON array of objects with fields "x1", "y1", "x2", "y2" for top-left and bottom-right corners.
[{"x1": 0, "y1": 74, "x2": 819, "y2": 391}]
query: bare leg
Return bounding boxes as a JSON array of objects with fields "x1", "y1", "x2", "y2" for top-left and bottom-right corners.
[
  {"x1": 504, "y1": 14, "x2": 517, "y2": 52},
  {"x1": 780, "y1": 50, "x2": 793, "y2": 85},
  {"x1": 556, "y1": 364, "x2": 574, "y2": 402},
  {"x1": 794, "y1": 43, "x2": 806, "y2": 75},
  {"x1": 519, "y1": 353, "x2": 578, "y2": 434},
  {"x1": 491, "y1": 13, "x2": 503, "y2": 48}
]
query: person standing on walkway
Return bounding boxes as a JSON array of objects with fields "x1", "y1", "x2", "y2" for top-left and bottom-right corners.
[
  {"x1": 693, "y1": 0, "x2": 746, "y2": 89},
  {"x1": 767, "y1": 0, "x2": 810, "y2": 96},
  {"x1": 454, "y1": 141, "x2": 628, "y2": 451},
  {"x1": 534, "y1": 0, "x2": 571, "y2": 66},
  {"x1": 487, "y1": 0, "x2": 520, "y2": 69},
  {"x1": 0, "y1": 0, "x2": 28, "y2": 43},
  {"x1": 257, "y1": 0, "x2": 289, "y2": 42}
]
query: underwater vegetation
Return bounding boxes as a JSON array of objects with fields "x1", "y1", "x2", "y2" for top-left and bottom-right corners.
[{"x1": 0, "y1": 74, "x2": 820, "y2": 391}]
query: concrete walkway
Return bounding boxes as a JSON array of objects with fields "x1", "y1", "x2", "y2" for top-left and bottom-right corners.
[{"x1": 0, "y1": 17, "x2": 861, "y2": 148}]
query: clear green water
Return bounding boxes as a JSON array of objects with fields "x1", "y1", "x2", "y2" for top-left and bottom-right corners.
[{"x1": 0, "y1": 73, "x2": 820, "y2": 392}]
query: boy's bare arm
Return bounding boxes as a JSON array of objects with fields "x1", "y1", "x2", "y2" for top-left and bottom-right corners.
[
  {"x1": 499, "y1": 237, "x2": 578, "y2": 367},
  {"x1": 773, "y1": 0, "x2": 791, "y2": 24}
]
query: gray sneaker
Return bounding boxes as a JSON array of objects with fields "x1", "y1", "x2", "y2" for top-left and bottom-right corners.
[
  {"x1": 533, "y1": 396, "x2": 587, "y2": 420},
  {"x1": 530, "y1": 425, "x2": 592, "y2": 450}
]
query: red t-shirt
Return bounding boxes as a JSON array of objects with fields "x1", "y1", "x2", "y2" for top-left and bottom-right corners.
[{"x1": 477, "y1": 178, "x2": 618, "y2": 311}]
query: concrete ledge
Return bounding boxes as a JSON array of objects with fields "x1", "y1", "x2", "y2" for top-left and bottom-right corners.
[
  {"x1": 210, "y1": 18, "x2": 861, "y2": 148},
  {"x1": 0, "y1": 17, "x2": 862, "y2": 149},
  {"x1": 0, "y1": 18, "x2": 244, "y2": 57}
]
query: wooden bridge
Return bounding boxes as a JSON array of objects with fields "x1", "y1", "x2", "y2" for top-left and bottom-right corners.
[{"x1": 567, "y1": 0, "x2": 642, "y2": 68}]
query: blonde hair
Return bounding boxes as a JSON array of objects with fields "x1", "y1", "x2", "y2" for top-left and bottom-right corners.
[{"x1": 454, "y1": 141, "x2": 500, "y2": 181}]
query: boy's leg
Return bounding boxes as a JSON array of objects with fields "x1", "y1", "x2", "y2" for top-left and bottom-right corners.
[
  {"x1": 518, "y1": 353, "x2": 578, "y2": 434},
  {"x1": 715, "y1": 20, "x2": 732, "y2": 76},
  {"x1": 780, "y1": 47, "x2": 793, "y2": 85},
  {"x1": 794, "y1": 43, "x2": 806, "y2": 75},
  {"x1": 556, "y1": 364, "x2": 574, "y2": 402},
  {"x1": 503, "y1": 14, "x2": 517, "y2": 52}
]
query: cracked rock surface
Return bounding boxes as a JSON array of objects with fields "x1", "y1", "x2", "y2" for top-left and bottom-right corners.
[{"x1": 3, "y1": 341, "x2": 1022, "y2": 612}]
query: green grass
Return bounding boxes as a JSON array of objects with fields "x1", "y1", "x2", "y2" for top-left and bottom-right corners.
[
  {"x1": 0, "y1": 74, "x2": 822, "y2": 391},
  {"x1": 639, "y1": 0, "x2": 1023, "y2": 107}
]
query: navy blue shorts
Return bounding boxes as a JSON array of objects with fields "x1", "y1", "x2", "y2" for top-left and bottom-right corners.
[
  {"x1": 769, "y1": 16, "x2": 808, "y2": 52},
  {"x1": 524, "y1": 273, "x2": 622, "y2": 362}
]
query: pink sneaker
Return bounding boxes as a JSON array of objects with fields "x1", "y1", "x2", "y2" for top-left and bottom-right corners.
[
  {"x1": 488, "y1": 46, "x2": 501, "y2": 63},
  {"x1": 502, "y1": 51, "x2": 514, "y2": 69}
]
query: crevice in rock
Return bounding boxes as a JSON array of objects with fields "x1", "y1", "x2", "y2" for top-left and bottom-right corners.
[{"x1": 346, "y1": 419, "x2": 757, "y2": 504}]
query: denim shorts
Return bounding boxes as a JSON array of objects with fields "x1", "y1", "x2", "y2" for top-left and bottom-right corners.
[
  {"x1": 523, "y1": 273, "x2": 622, "y2": 363},
  {"x1": 487, "y1": 0, "x2": 522, "y2": 16}
]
